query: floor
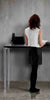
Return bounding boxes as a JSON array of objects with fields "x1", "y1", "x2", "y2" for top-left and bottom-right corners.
[{"x1": 0, "y1": 82, "x2": 50, "y2": 100}]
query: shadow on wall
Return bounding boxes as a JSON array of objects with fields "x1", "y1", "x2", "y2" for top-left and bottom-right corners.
[{"x1": 10, "y1": 48, "x2": 31, "y2": 80}]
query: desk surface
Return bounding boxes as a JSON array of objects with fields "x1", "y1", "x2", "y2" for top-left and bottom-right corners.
[
  {"x1": 4, "y1": 43, "x2": 42, "y2": 48},
  {"x1": 4, "y1": 42, "x2": 50, "y2": 48}
]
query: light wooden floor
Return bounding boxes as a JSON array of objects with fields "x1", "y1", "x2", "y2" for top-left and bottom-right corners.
[{"x1": 0, "y1": 81, "x2": 50, "y2": 100}]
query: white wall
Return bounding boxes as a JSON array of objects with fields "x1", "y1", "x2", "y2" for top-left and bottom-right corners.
[{"x1": 0, "y1": 0, "x2": 50, "y2": 81}]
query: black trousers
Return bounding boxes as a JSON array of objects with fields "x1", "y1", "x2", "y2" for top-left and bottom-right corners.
[{"x1": 29, "y1": 47, "x2": 38, "y2": 90}]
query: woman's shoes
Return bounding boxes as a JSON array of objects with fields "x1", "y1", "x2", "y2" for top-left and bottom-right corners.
[{"x1": 29, "y1": 88, "x2": 40, "y2": 93}]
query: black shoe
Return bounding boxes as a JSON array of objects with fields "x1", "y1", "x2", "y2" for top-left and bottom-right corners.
[{"x1": 29, "y1": 88, "x2": 40, "y2": 93}]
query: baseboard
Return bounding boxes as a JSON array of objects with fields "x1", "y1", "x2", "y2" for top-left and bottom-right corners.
[{"x1": 0, "y1": 81, "x2": 50, "y2": 89}]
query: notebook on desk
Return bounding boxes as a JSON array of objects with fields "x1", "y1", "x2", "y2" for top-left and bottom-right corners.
[{"x1": 45, "y1": 42, "x2": 50, "y2": 46}]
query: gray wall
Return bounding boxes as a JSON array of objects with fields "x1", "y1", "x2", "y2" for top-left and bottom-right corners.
[{"x1": 0, "y1": 0, "x2": 50, "y2": 81}]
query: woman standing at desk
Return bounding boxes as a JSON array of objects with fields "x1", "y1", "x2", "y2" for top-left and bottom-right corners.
[{"x1": 24, "y1": 14, "x2": 45, "y2": 93}]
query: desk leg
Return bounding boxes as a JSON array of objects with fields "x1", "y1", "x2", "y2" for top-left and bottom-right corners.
[
  {"x1": 7, "y1": 48, "x2": 10, "y2": 89},
  {"x1": 4, "y1": 48, "x2": 7, "y2": 94}
]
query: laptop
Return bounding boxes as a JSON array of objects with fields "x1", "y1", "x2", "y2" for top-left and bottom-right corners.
[{"x1": 11, "y1": 36, "x2": 25, "y2": 45}]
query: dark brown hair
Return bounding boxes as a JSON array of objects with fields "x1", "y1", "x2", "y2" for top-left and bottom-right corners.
[{"x1": 29, "y1": 14, "x2": 40, "y2": 29}]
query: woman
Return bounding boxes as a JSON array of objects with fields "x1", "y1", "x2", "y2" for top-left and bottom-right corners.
[{"x1": 24, "y1": 14, "x2": 45, "y2": 93}]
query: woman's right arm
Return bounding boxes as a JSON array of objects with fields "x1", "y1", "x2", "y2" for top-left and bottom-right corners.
[{"x1": 38, "y1": 29, "x2": 46, "y2": 46}]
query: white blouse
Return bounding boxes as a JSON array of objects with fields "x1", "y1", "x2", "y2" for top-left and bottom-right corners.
[{"x1": 25, "y1": 27, "x2": 41, "y2": 48}]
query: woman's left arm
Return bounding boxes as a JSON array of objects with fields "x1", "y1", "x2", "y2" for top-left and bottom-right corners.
[{"x1": 24, "y1": 31, "x2": 28, "y2": 45}]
